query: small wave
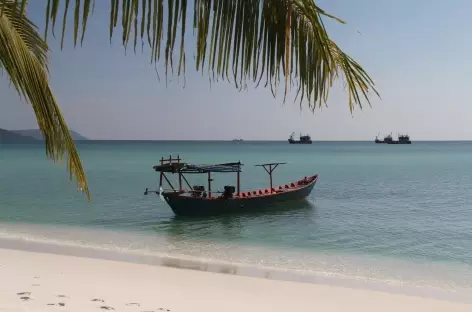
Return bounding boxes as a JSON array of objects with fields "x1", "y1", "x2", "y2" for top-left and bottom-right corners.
[{"x1": 1, "y1": 222, "x2": 472, "y2": 303}]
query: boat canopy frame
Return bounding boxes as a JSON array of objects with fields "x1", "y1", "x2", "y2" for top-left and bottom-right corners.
[
  {"x1": 153, "y1": 162, "x2": 242, "y2": 174},
  {"x1": 153, "y1": 155, "x2": 243, "y2": 197},
  {"x1": 151, "y1": 156, "x2": 287, "y2": 198}
]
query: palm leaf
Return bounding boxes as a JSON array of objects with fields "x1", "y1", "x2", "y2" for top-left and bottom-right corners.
[
  {"x1": 4, "y1": 0, "x2": 377, "y2": 108},
  {"x1": 0, "y1": 1, "x2": 90, "y2": 201}
]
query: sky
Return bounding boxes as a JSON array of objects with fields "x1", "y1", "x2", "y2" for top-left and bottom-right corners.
[{"x1": 2, "y1": 0, "x2": 472, "y2": 140}]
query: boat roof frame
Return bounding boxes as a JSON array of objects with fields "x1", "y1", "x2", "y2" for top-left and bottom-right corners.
[
  {"x1": 152, "y1": 156, "x2": 289, "y2": 197},
  {"x1": 153, "y1": 156, "x2": 243, "y2": 174}
]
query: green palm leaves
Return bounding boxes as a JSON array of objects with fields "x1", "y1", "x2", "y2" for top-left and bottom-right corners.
[
  {"x1": 0, "y1": 1, "x2": 89, "y2": 200},
  {"x1": 1, "y1": 0, "x2": 378, "y2": 201}
]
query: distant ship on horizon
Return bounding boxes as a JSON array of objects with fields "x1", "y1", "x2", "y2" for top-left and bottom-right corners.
[
  {"x1": 375, "y1": 133, "x2": 411, "y2": 144},
  {"x1": 288, "y1": 132, "x2": 312, "y2": 144}
]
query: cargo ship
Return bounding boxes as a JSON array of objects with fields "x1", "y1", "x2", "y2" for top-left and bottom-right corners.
[
  {"x1": 375, "y1": 133, "x2": 411, "y2": 144},
  {"x1": 288, "y1": 132, "x2": 312, "y2": 144}
]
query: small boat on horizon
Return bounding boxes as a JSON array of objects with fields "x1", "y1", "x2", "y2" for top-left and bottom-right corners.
[
  {"x1": 375, "y1": 133, "x2": 411, "y2": 144},
  {"x1": 288, "y1": 132, "x2": 312, "y2": 144},
  {"x1": 144, "y1": 155, "x2": 318, "y2": 216}
]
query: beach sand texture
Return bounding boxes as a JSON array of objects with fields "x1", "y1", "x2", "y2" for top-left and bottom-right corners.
[{"x1": 1, "y1": 248, "x2": 471, "y2": 312}]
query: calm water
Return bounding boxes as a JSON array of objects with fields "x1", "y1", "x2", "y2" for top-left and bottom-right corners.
[{"x1": 1, "y1": 141, "x2": 472, "y2": 295}]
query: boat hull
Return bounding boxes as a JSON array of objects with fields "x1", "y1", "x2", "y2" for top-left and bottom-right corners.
[
  {"x1": 288, "y1": 139, "x2": 312, "y2": 144},
  {"x1": 161, "y1": 175, "x2": 318, "y2": 216},
  {"x1": 375, "y1": 140, "x2": 411, "y2": 144}
]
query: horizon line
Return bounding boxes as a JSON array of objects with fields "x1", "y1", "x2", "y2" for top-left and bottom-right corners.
[{"x1": 71, "y1": 139, "x2": 472, "y2": 142}]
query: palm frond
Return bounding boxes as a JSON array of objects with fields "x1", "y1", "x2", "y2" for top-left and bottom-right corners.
[
  {"x1": 3, "y1": 0, "x2": 378, "y2": 109},
  {"x1": 0, "y1": 1, "x2": 90, "y2": 201}
]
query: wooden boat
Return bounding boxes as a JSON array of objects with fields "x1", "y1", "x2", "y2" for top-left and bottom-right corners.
[{"x1": 144, "y1": 155, "x2": 318, "y2": 217}]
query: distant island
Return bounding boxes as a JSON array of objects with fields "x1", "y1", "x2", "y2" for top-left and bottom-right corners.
[
  {"x1": 0, "y1": 128, "x2": 87, "y2": 143},
  {"x1": 0, "y1": 128, "x2": 38, "y2": 143},
  {"x1": 12, "y1": 129, "x2": 88, "y2": 141}
]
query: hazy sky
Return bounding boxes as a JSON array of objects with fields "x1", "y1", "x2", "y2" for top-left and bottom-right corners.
[{"x1": 2, "y1": 0, "x2": 472, "y2": 140}]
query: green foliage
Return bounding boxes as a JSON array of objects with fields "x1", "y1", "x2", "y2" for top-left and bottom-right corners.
[{"x1": 0, "y1": 0, "x2": 90, "y2": 200}]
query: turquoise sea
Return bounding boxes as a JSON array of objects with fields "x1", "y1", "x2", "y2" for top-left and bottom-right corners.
[{"x1": 1, "y1": 141, "x2": 472, "y2": 299}]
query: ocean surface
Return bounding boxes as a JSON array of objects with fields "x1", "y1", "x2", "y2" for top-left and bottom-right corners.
[{"x1": 1, "y1": 141, "x2": 472, "y2": 299}]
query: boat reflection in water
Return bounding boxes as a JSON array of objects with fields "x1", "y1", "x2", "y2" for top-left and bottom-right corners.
[{"x1": 161, "y1": 199, "x2": 316, "y2": 241}]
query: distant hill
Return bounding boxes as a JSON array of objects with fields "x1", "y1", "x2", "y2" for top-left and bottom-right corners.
[
  {"x1": 0, "y1": 128, "x2": 38, "y2": 143},
  {"x1": 12, "y1": 129, "x2": 88, "y2": 140}
]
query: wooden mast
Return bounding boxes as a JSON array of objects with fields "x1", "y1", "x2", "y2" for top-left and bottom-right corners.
[
  {"x1": 158, "y1": 156, "x2": 164, "y2": 189},
  {"x1": 208, "y1": 172, "x2": 212, "y2": 198},
  {"x1": 255, "y1": 162, "x2": 286, "y2": 194},
  {"x1": 177, "y1": 154, "x2": 182, "y2": 192},
  {"x1": 237, "y1": 171, "x2": 240, "y2": 196}
]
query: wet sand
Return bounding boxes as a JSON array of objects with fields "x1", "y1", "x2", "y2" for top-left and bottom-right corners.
[{"x1": 1, "y1": 248, "x2": 471, "y2": 312}]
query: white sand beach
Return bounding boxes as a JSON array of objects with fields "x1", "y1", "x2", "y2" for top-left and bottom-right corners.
[{"x1": 0, "y1": 248, "x2": 471, "y2": 312}]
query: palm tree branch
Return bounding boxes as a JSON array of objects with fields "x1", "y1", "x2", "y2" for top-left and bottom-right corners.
[
  {"x1": 0, "y1": 1, "x2": 90, "y2": 201},
  {"x1": 4, "y1": 0, "x2": 378, "y2": 109}
]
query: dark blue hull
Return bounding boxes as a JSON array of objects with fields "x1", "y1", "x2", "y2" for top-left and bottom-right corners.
[
  {"x1": 162, "y1": 175, "x2": 318, "y2": 217},
  {"x1": 288, "y1": 139, "x2": 312, "y2": 144}
]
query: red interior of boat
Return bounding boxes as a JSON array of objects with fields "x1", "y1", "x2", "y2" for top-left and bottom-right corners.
[
  {"x1": 169, "y1": 174, "x2": 318, "y2": 200},
  {"x1": 236, "y1": 174, "x2": 318, "y2": 198}
]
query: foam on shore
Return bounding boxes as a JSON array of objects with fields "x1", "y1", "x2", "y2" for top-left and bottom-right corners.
[
  {"x1": 1, "y1": 222, "x2": 472, "y2": 304},
  {"x1": 1, "y1": 247, "x2": 472, "y2": 312}
]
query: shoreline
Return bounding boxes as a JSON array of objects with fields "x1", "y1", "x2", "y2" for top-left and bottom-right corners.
[
  {"x1": 1, "y1": 235, "x2": 472, "y2": 306},
  {"x1": 1, "y1": 247, "x2": 472, "y2": 312}
]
